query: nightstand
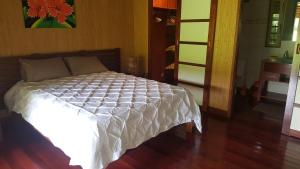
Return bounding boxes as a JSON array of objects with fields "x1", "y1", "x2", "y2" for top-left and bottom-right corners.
[{"x1": 0, "y1": 109, "x2": 11, "y2": 142}]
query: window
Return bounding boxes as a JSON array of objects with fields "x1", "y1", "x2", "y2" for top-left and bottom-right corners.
[
  {"x1": 293, "y1": 18, "x2": 299, "y2": 42},
  {"x1": 293, "y1": 3, "x2": 300, "y2": 42}
]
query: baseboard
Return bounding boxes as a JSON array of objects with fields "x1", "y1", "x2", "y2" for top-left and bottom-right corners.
[
  {"x1": 207, "y1": 107, "x2": 230, "y2": 120},
  {"x1": 290, "y1": 129, "x2": 300, "y2": 139}
]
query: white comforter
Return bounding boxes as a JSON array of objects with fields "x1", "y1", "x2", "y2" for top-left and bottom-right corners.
[{"x1": 4, "y1": 72, "x2": 201, "y2": 169}]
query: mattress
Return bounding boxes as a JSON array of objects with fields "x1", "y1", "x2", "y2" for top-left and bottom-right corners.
[{"x1": 4, "y1": 72, "x2": 201, "y2": 169}]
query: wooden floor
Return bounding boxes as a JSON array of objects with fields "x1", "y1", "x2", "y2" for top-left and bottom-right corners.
[{"x1": 1, "y1": 106, "x2": 300, "y2": 169}]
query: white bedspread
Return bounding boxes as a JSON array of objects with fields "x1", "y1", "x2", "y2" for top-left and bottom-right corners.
[{"x1": 4, "y1": 72, "x2": 201, "y2": 169}]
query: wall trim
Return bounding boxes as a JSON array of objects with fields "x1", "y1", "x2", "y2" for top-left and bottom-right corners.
[{"x1": 207, "y1": 107, "x2": 230, "y2": 120}]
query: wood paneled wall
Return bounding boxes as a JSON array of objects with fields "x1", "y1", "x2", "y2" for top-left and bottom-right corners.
[
  {"x1": 209, "y1": 0, "x2": 241, "y2": 117},
  {"x1": 133, "y1": 0, "x2": 149, "y2": 75},
  {"x1": 0, "y1": 0, "x2": 242, "y2": 117},
  {"x1": 0, "y1": 0, "x2": 134, "y2": 72}
]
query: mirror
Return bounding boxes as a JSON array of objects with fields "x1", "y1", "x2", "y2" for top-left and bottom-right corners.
[
  {"x1": 265, "y1": 0, "x2": 282, "y2": 47},
  {"x1": 266, "y1": 0, "x2": 300, "y2": 48}
]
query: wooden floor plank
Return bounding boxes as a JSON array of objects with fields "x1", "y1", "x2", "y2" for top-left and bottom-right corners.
[
  {"x1": 1, "y1": 104, "x2": 300, "y2": 169},
  {"x1": 0, "y1": 157, "x2": 12, "y2": 169}
]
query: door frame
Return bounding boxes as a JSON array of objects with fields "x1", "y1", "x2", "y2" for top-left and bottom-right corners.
[
  {"x1": 148, "y1": 0, "x2": 218, "y2": 112},
  {"x1": 231, "y1": 1, "x2": 298, "y2": 135},
  {"x1": 282, "y1": 44, "x2": 300, "y2": 135}
]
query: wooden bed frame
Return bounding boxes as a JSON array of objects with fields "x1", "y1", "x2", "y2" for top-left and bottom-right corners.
[
  {"x1": 0, "y1": 48, "x2": 121, "y2": 108},
  {"x1": 0, "y1": 48, "x2": 195, "y2": 134}
]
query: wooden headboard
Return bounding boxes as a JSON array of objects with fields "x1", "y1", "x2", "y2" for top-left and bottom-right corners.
[{"x1": 0, "y1": 48, "x2": 121, "y2": 108}]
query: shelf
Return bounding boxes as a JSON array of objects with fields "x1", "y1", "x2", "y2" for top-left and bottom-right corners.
[
  {"x1": 261, "y1": 92, "x2": 287, "y2": 103},
  {"x1": 153, "y1": 7, "x2": 177, "y2": 11}
]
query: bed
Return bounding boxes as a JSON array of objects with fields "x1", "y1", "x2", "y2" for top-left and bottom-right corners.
[{"x1": 1, "y1": 49, "x2": 201, "y2": 169}]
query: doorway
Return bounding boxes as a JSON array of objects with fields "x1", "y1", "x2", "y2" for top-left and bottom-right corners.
[
  {"x1": 233, "y1": 0, "x2": 299, "y2": 134},
  {"x1": 148, "y1": 0, "x2": 217, "y2": 112}
]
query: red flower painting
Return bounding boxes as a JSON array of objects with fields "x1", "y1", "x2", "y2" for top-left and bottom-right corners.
[
  {"x1": 22, "y1": 0, "x2": 75, "y2": 28},
  {"x1": 27, "y1": 0, "x2": 48, "y2": 18},
  {"x1": 47, "y1": 0, "x2": 74, "y2": 23}
]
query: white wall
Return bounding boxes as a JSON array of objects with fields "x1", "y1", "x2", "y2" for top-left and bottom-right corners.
[{"x1": 237, "y1": 0, "x2": 295, "y2": 93}]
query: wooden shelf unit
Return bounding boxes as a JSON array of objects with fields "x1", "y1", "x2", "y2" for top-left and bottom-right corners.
[{"x1": 149, "y1": 4, "x2": 177, "y2": 84}]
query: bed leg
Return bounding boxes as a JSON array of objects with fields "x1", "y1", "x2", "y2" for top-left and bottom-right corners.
[
  {"x1": 185, "y1": 122, "x2": 194, "y2": 133},
  {"x1": 185, "y1": 122, "x2": 195, "y2": 143}
]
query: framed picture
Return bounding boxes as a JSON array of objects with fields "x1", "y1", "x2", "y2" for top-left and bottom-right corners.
[{"x1": 22, "y1": 0, "x2": 76, "y2": 28}]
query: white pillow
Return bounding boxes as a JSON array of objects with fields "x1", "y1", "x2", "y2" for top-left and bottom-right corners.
[
  {"x1": 20, "y1": 57, "x2": 71, "y2": 82},
  {"x1": 64, "y1": 56, "x2": 108, "y2": 76}
]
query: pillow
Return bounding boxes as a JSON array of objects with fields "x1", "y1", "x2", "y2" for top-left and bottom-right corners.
[
  {"x1": 20, "y1": 57, "x2": 71, "y2": 82},
  {"x1": 64, "y1": 56, "x2": 108, "y2": 76}
]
